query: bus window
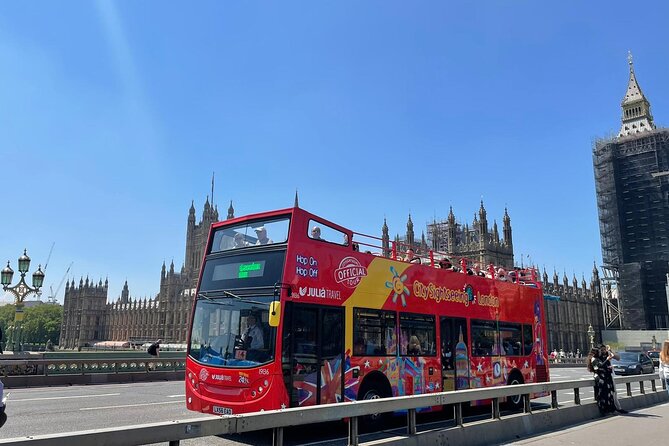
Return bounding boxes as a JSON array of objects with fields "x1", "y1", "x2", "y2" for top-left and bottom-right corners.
[
  {"x1": 499, "y1": 322, "x2": 522, "y2": 356},
  {"x1": 471, "y1": 320, "x2": 499, "y2": 356},
  {"x1": 353, "y1": 308, "x2": 396, "y2": 356},
  {"x1": 307, "y1": 219, "x2": 347, "y2": 245},
  {"x1": 522, "y1": 324, "x2": 534, "y2": 355},
  {"x1": 399, "y1": 313, "x2": 436, "y2": 356},
  {"x1": 211, "y1": 217, "x2": 290, "y2": 252}
]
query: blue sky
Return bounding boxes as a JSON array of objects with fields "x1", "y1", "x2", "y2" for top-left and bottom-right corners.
[{"x1": 0, "y1": 1, "x2": 667, "y2": 303}]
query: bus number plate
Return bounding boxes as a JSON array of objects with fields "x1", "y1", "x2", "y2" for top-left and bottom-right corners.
[{"x1": 213, "y1": 406, "x2": 233, "y2": 415}]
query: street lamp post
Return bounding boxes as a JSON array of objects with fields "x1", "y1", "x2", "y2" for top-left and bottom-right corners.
[
  {"x1": 587, "y1": 324, "x2": 595, "y2": 350},
  {"x1": 1, "y1": 250, "x2": 45, "y2": 353}
]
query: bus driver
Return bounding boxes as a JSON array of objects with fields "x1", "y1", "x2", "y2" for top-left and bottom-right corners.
[{"x1": 243, "y1": 315, "x2": 264, "y2": 351}]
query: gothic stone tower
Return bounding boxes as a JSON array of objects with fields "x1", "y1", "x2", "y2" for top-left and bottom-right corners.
[
  {"x1": 59, "y1": 277, "x2": 108, "y2": 348},
  {"x1": 424, "y1": 201, "x2": 514, "y2": 268},
  {"x1": 593, "y1": 53, "x2": 669, "y2": 329}
]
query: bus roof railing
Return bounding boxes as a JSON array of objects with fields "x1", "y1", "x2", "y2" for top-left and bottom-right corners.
[{"x1": 350, "y1": 231, "x2": 540, "y2": 288}]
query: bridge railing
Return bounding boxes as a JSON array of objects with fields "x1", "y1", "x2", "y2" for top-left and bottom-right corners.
[
  {"x1": 0, "y1": 357, "x2": 186, "y2": 377},
  {"x1": 0, "y1": 373, "x2": 665, "y2": 446}
]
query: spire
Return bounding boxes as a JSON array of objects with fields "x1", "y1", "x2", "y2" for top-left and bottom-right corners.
[
  {"x1": 188, "y1": 200, "x2": 196, "y2": 224},
  {"x1": 447, "y1": 206, "x2": 455, "y2": 224},
  {"x1": 479, "y1": 200, "x2": 487, "y2": 220},
  {"x1": 592, "y1": 261, "x2": 600, "y2": 279},
  {"x1": 381, "y1": 218, "x2": 390, "y2": 258},
  {"x1": 121, "y1": 280, "x2": 129, "y2": 304},
  {"x1": 211, "y1": 172, "x2": 215, "y2": 208},
  {"x1": 294, "y1": 190, "x2": 299, "y2": 208},
  {"x1": 503, "y1": 207, "x2": 512, "y2": 247},
  {"x1": 406, "y1": 213, "x2": 415, "y2": 248},
  {"x1": 478, "y1": 200, "x2": 488, "y2": 236},
  {"x1": 619, "y1": 51, "x2": 655, "y2": 137},
  {"x1": 227, "y1": 200, "x2": 234, "y2": 219}
]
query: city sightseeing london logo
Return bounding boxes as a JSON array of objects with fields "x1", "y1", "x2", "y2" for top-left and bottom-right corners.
[{"x1": 334, "y1": 256, "x2": 368, "y2": 288}]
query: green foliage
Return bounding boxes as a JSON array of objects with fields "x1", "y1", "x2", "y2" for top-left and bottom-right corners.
[
  {"x1": 0, "y1": 304, "x2": 62, "y2": 345},
  {"x1": 0, "y1": 305, "x2": 15, "y2": 336},
  {"x1": 22, "y1": 305, "x2": 63, "y2": 344}
]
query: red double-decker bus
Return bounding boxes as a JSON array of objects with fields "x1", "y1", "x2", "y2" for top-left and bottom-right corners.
[{"x1": 185, "y1": 207, "x2": 549, "y2": 416}]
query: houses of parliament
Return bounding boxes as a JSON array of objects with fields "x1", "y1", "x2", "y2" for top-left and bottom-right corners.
[{"x1": 59, "y1": 197, "x2": 604, "y2": 356}]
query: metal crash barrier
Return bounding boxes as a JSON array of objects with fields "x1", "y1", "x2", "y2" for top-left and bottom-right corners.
[{"x1": 0, "y1": 374, "x2": 665, "y2": 446}]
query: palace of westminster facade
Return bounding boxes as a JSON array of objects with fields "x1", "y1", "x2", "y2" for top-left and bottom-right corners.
[{"x1": 59, "y1": 196, "x2": 604, "y2": 355}]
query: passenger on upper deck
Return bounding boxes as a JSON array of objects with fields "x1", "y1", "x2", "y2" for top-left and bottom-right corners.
[
  {"x1": 438, "y1": 257, "x2": 459, "y2": 271},
  {"x1": 471, "y1": 263, "x2": 486, "y2": 277},
  {"x1": 311, "y1": 226, "x2": 323, "y2": 240},
  {"x1": 233, "y1": 233, "x2": 248, "y2": 248},
  {"x1": 404, "y1": 248, "x2": 421, "y2": 264},
  {"x1": 254, "y1": 226, "x2": 273, "y2": 245}
]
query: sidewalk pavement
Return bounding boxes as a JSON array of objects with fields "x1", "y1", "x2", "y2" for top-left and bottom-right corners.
[{"x1": 508, "y1": 401, "x2": 669, "y2": 445}]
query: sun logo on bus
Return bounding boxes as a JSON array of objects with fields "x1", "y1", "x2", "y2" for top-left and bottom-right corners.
[{"x1": 385, "y1": 266, "x2": 409, "y2": 306}]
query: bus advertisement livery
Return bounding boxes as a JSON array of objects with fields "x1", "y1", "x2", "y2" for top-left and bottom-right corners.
[{"x1": 185, "y1": 207, "x2": 549, "y2": 416}]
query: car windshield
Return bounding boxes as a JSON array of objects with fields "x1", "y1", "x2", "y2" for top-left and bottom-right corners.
[
  {"x1": 648, "y1": 351, "x2": 659, "y2": 358},
  {"x1": 188, "y1": 295, "x2": 276, "y2": 367},
  {"x1": 615, "y1": 352, "x2": 638, "y2": 362}
]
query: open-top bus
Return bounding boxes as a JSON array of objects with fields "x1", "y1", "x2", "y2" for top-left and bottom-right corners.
[{"x1": 185, "y1": 207, "x2": 549, "y2": 416}]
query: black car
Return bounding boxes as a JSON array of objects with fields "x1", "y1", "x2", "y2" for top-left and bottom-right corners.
[
  {"x1": 647, "y1": 350, "x2": 660, "y2": 367},
  {"x1": 611, "y1": 352, "x2": 655, "y2": 375}
]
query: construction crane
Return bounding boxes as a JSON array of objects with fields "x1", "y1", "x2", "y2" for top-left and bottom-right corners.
[{"x1": 47, "y1": 262, "x2": 73, "y2": 304}]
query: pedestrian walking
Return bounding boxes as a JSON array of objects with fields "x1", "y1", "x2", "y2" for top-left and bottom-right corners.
[
  {"x1": 658, "y1": 340, "x2": 669, "y2": 396},
  {"x1": 147, "y1": 339, "x2": 161, "y2": 357}
]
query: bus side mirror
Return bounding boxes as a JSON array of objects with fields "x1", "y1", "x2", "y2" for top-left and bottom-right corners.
[{"x1": 269, "y1": 301, "x2": 281, "y2": 327}]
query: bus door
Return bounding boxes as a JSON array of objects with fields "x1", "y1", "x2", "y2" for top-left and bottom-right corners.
[
  {"x1": 440, "y1": 317, "x2": 469, "y2": 391},
  {"x1": 283, "y1": 303, "x2": 344, "y2": 407}
]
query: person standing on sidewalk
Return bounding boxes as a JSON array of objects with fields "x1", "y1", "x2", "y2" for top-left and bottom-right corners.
[
  {"x1": 599, "y1": 344, "x2": 627, "y2": 413},
  {"x1": 658, "y1": 340, "x2": 669, "y2": 395},
  {"x1": 588, "y1": 347, "x2": 616, "y2": 416}
]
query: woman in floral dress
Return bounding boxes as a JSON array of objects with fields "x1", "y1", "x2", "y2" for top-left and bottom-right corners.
[{"x1": 587, "y1": 347, "x2": 616, "y2": 415}]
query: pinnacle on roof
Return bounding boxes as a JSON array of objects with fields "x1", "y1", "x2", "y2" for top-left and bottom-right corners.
[
  {"x1": 503, "y1": 207, "x2": 510, "y2": 223},
  {"x1": 294, "y1": 190, "x2": 299, "y2": 208},
  {"x1": 479, "y1": 200, "x2": 486, "y2": 219},
  {"x1": 227, "y1": 200, "x2": 235, "y2": 219}
]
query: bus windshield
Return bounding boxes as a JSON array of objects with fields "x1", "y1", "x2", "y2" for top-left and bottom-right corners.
[
  {"x1": 189, "y1": 296, "x2": 276, "y2": 367},
  {"x1": 211, "y1": 217, "x2": 290, "y2": 252}
]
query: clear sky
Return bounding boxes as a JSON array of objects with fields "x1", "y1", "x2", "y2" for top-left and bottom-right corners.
[{"x1": 0, "y1": 1, "x2": 667, "y2": 304}]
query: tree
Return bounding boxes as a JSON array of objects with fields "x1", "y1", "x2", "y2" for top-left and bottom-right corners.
[
  {"x1": 20, "y1": 305, "x2": 63, "y2": 345},
  {"x1": 0, "y1": 305, "x2": 16, "y2": 341}
]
